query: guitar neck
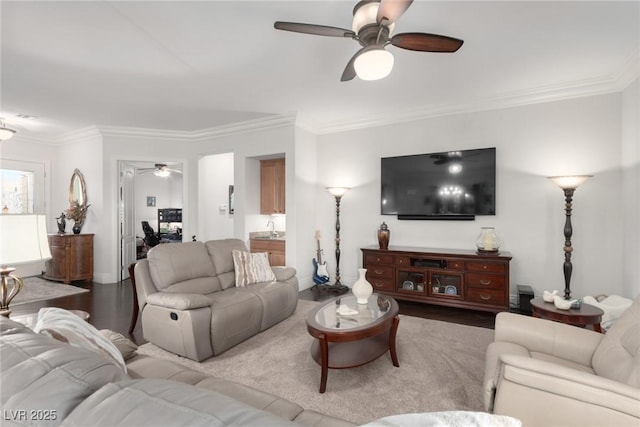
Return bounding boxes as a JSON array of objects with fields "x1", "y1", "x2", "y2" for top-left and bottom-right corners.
[{"x1": 316, "y1": 240, "x2": 323, "y2": 264}]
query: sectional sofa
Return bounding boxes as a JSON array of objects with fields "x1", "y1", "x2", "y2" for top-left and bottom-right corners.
[{"x1": 0, "y1": 315, "x2": 354, "y2": 426}]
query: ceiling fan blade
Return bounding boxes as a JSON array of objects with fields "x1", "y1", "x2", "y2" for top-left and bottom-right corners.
[
  {"x1": 376, "y1": 0, "x2": 414, "y2": 25},
  {"x1": 274, "y1": 22, "x2": 355, "y2": 38},
  {"x1": 340, "y1": 47, "x2": 366, "y2": 82},
  {"x1": 390, "y1": 33, "x2": 463, "y2": 52}
]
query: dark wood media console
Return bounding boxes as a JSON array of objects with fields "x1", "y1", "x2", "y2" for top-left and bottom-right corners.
[{"x1": 361, "y1": 246, "x2": 512, "y2": 313}]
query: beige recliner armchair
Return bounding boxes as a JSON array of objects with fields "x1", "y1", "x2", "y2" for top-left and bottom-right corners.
[{"x1": 484, "y1": 294, "x2": 639, "y2": 426}]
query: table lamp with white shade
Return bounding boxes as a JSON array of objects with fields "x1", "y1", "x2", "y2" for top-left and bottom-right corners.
[{"x1": 0, "y1": 214, "x2": 52, "y2": 316}]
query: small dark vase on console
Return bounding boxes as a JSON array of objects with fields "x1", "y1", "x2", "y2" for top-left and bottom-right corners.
[
  {"x1": 72, "y1": 223, "x2": 82, "y2": 235},
  {"x1": 378, "y1": 222, "x2": 390, "y2": 250}
]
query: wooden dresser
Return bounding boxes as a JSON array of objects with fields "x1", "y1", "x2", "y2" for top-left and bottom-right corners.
[
  {"x1": 361, "y1": 245, "x2": 512, "y2": 313},
  {"x1": 44, "y1": 234, "x2": 94, "y2": 284}
]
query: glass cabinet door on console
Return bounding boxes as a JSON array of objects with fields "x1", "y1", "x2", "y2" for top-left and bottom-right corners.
[
  {"x1": 428, "y1": 272, "x2": 463, "y2": 299},
  {"x1": 397, "y1": 270, "x2": 425, "y2": 294}
]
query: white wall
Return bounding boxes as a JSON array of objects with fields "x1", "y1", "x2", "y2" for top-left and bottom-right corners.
[
  {"x1": 316, "y1": 92, "x2": 628, "y2": 300},
  {"x1": 198, "y1": 152, "x2": 234, "y2": 241},
  {"x1": 621, "y1": 78, "x2": 640, "y2": 297}
]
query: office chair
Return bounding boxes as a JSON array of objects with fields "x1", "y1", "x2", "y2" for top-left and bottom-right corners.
[{"x1": 141, "y1": 221, "x2": 160, "y2": 248}]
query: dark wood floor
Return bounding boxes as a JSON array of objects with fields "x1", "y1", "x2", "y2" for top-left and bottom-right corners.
[{"x1": 11, "y1": 279, "x2": 496, "y2": 345}]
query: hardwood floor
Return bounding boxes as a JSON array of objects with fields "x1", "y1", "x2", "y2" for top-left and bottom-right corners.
[{"x1": 11, "y1": 279, "x2": 496, "y2": 345}]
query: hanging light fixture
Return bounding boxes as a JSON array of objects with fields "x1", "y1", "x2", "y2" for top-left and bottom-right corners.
[
  {"x1": 154, "y1": 166, "x2": 171, "y2": 178},
  {"x1": 0, "y1": 120, "x2": 16, "y2": 141}
]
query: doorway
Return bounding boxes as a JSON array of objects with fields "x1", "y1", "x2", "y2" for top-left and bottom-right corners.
[{"x1": 118, "y1": 160, "x2": 183, "y2": 281}]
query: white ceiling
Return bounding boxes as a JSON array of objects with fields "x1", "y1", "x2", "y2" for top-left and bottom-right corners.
[{"x1": 1, "y1": 1, "x2": 638, "y2": 138}]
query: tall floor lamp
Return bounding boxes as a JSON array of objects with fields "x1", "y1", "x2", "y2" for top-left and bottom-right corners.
[
  {"x1": 548, "y1": 175, "x2": 592, "y2": 300},
  {"x1": 323, "y1": 187, "x2": 350, "y2": 294},
  {"x1": 0, "y1": 214, "x2": 52, "y2": 316}
]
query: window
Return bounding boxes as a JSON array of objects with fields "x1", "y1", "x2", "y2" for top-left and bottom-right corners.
[{"x1": 0, "y1": 159, "x2": 46, "y2": 214}]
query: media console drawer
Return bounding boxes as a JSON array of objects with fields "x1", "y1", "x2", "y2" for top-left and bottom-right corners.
[{"x1": 362, "y1": 246, "x2": 512, "y2": 313}]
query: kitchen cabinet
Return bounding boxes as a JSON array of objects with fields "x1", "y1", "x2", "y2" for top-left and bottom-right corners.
[{"x1": 260, "y1": 158, "x2": 285, "y2": 214}]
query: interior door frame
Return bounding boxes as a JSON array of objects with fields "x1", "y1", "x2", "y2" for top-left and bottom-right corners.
[{"x1": 118, "y1": 161, "x2": 136, "y2": 281}]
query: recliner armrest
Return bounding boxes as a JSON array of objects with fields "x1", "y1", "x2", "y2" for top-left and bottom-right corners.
[
  {"x1": 497, "y1": 354, "x2": 640, "y2": 418},
  {"x1": 271, "y1": 266, "x2": 296, "y2": 282},
  {"x1": 146, "y1": 292, "x2": 212, "y2": 310},
  {"x1": 495, "y1": 312, "x2": 603, "y2": 366}
]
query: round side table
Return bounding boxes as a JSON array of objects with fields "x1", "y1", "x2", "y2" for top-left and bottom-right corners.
[{"x1": 530, "y1": 298, "x2": 603, "y2": 332}]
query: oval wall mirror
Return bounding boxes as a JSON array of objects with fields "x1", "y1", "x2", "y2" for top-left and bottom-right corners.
[{"x1": 69, "y1": 168, "x2": 87, "y2": 206}]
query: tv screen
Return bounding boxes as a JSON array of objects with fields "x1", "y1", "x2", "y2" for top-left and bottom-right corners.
[{"x1": 381, "y1": 147, "x2": 496, "y2": 218}]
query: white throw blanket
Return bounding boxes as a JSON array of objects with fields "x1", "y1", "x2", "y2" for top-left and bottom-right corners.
[
  {"x1": 361, "y1": 411, "x2": 521, "y2": 427},
  {"x1": 582, "y1": 294, "x2": 633, "y2": 330}
]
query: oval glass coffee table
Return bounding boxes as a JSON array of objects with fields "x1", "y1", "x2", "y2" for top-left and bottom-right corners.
[{"x1": 306, "y1": 293, "x2": 399, "y2": 393}]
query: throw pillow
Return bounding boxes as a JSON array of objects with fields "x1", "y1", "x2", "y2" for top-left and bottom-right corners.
[
  {"x1": 34, "y1": 307, "x2": 127, "y2": 372},
  {"x1": 100, "y1": 329, "x2": 138, "y2": 360},
  {"x1": 232, "y1": 249, "x2": 276, "y2": 287}
]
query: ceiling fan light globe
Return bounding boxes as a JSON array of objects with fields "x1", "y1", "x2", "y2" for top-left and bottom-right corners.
[
  {"x1": 0, "y1": 126, "x2": 16, "y2": 140},
  {"x1": 354, "y1": 48, "x2": 394, "y2": 81},
  {"x1": 154, "y1": 169, "x2": 170, "y2": 178},
  {"x1": 352, "y1": 1, "x2": 394, "y2": 34}
]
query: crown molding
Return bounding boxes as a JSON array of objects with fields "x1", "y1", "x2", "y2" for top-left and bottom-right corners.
[
  {"x1": 9, "y1": 61, "x2": 637, "y2": 142},
  {"x1": 92, "y1": 114, "x2": 296, "y2": 141},
  {"x1": 190, "y1": 114, "x2": 296, "y2": 140},
  {"x1": 314, "y1": 67, "x2": 639, "y2": 135},
  {"x1": 56, "y1": 126, "x2": 103, "y2": 144}
]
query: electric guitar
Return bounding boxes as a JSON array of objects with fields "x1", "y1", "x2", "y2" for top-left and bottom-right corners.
[{"x1": 312, "y1": 231, "x2": 330, "y2": 284}]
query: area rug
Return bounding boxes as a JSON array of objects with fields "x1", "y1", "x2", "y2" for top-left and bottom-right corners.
[
  {"x1": 137, "y1": 299, "x2": 495, "y2": 425},
  {"x1": 11, "y1": 276, "x2": 89, "y2": 306}
]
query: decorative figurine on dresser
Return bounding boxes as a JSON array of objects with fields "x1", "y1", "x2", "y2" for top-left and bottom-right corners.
[{"x1": 44, "y1": 169, "x2": 94, "y2": 284}]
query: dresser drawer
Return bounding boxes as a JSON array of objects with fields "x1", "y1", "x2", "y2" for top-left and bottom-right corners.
[
  {"x1": 447, "y1": 260, "x2": 465, "y2": 271},
  {"x1": 395, "y1": 256, "x2": 411, "y2": 267},
  {"x1": 466, "y1": 273, "x2": 505, "y2": 290},
  {"x1": 467, "y1": 288, "x2": 506, "y2": 306},
  {"x1": 368, "y1": 277, "x2": 395, "y2": 292},
  {"x1": 466, "y1": 262, "x2": 506, "y2": 274},
  {"x1": 366, "y1": 265, "x2": 394, "y2": 279},
  {"x1": 365, "y1": 253, "x2": 394, "y2": 265}
]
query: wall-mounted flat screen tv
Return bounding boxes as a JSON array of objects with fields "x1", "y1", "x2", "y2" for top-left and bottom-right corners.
[{"x1": 381, "y1": 147, "x2": 496, "y2": 219}]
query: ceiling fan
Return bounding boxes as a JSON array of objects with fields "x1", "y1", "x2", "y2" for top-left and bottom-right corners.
[
  {"x1": 274, "y1": 0, "x2": 463, "y2": 82},
  {"x1": 139, "y1": 164, "x2": 183, "y2": 178}
]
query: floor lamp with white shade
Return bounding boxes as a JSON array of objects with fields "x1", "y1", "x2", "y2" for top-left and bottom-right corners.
[
  {"x1": 320, "y1": 187, "x2": 350, "y2": 295},
  {"x1": 548, "y1": 175, "x2": 592, "y2": 300}
]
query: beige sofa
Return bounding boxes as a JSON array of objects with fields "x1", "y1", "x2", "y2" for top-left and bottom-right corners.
[
  {"x1": 133, "y1": 239, "x2": 299, "y2": 361},
  {"x1": 484, "y1": 294, "x2": 640, "y2": 426},
  {"x1": 0, "y1": 316, "x2": 354, "y2": 427}
]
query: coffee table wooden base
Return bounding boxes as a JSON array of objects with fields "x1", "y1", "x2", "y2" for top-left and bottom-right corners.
[{"x1": 310, "y1": 315, "x2": 400, "y2": 393}]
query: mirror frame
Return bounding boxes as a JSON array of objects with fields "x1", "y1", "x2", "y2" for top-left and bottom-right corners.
[{"x1": 69, "y1": 168, "x2": 87, "y2": 207}]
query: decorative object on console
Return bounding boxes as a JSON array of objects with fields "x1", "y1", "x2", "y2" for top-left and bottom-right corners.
[
  {"x1": 0, "y1": 214, "x2": 52, "y2": 316},
  {"x1": 352, "y1": 268, "x2": 373, "y2": 304},
  {"x1": 548, "y1": 174, "x2": 592, "y2": 299},
  {"x1": 67, "y1": 169, "x2": 90, "y2": 234},
  {"x1": 475, "y1": 226, "x2": 501, "y2": 254},
  {"x1": 543, "y1": 289, "x2": 559, "y2": 303},
  {"x1": 553, "y1": 295, "x2": 577, "y2": 310},
  {"x1": 377, "y1": 221, "x2": 390, "y2": 250},
  {"x1": 56, "y1": 212, "x2": 66, "y2": 234},
  {"x1": 320, "y1": 187, "x2": 350, "y2": 295}
]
